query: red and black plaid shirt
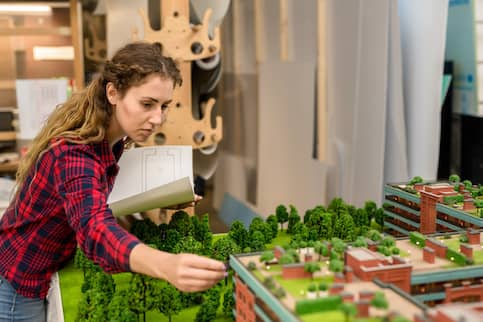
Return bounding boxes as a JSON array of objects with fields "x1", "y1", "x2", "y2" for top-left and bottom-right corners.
[{"x1": 0, "y1": 138, "x2": 140, "y2": 299}]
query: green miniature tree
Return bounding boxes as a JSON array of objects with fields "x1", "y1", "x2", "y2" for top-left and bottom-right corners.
[
  {"x1": 353, "y1": 236, "x2": 367, "y2": 248},
  {"x1": 374, "y1": 207, "x2": 385, "y2": 231},
  {"x1": 339, "y1": 302, "x2": 357, "y2": 322},
  {"x1": 228, "y1": 220, "x2": 248, "y2": 249},
  {"x1": 278, "y1": 253, "x2": 295, "y2": 265},
  {"x1": 260, "y1": 251, "x2": 275, "y2": 266},
  {"x1": 131, "y1": 219, "x2": 161, "y2": 245},
  {"x1": 169, "y1": 210, "x2": 193, "y2": 237},
  {"x1": 247, "y1": 261, "x2": 257, "y2": 270},
  {"x1": 275, "y1": 205, "x2": 289, "y2": 231},
  {"x1": 173, "y1": 236, "x2": 203, "y2": 255},
  {"x1": 329, "y1": 259, "x2": 344, "y2": 273},
  {"x1": 408, "y1": 176, "x2": 423, "y2": 185},
  {"x1": 274, "y1": 287, "x2": 286, "y2": 299},
  {"x1": 333, "y1": 211, "x2": 356, "y2": 241},
  {"x1": 266, "y1": 215, "x2": 279, "y2": 239},
  {"x1": 313, "y1": 241, "x2": 328, "y2": 260},
  {"x1": 249, "y1": 230, "x2": 266, "y2": 251},
  {"x1": 249, "y1": 217, "x2": 272, "y2": 244},
  {"x1": 212, "y1": 236, "x2": 241, "y2": 262},
  {"x1": 157, "y1": 282, "x2": 182, "y2": 322},
  {"x1": 304, "y1": 262, "x2": 321, "y2": 280},
  {"x1": 222, "y1": 286, "x2": 235, "y2": 318},
  {"x1": 364, "y1": 200, "x2": 377, "y2": 222},
  {"x1": 371, "y1": 291, "x2": 389, "y2": 310},
  {"x1": 366, "y1": 229, "x2": 382, "y2": 241},
  {"x1": 107, "y1": 290, "x2": 137, "y2": 322},
  {"x1": 463, "y1": 179, "x2": 472, "y2": 189},
  {"x1": 192, "y1": 214, "x2": 213, "y2": 255},
  {"x1": 195, "y1": 286, "x2": 221, "y2": 322},
  {"x1": 287, "y1": 204, "x2": 301, "y2": 234},
  {"x1": 449, "y1": 174, "x2": 460, "y2": 184}
]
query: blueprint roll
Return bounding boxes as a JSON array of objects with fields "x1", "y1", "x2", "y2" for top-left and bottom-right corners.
[{"x1": 398, "y1": 1, "x2": 448, "y2": 180}]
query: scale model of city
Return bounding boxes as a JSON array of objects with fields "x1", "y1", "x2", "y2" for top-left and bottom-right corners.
[{"x1": 72, "y1": 175, "x2": 482, "y2": 322}]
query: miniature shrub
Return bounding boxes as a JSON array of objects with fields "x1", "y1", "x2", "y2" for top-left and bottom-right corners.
[
  {"x1": 377, "y1": 246, "x2": 391, "y2": 256},
  {"x1": 307, "y1": 284, "x2": 317, "y2": 292},
  {"x1": 465, "y1": 258, "x2": 474, "y2": 266},
  {"x1": 247, "y1": 261, "x2": 256, "y2": 271},
  {"x1": 474, "y1": 199, "x2": 483, "y2": 208},
  {"x1": 295, "y1": 296, "x2": 342, "y2": 315},
  {"x1": 443, "y1": 195, "x2": 464, "y2": 205},
  {"x1": 391, "y1": 247, "x2": 400, "y2": 255},
  {"x1": 274, "y1": 287, "x2": 286, "y2": 299},
  {"x1": 459, "y1": 234, "x2": 469, "y2": 243},
  {"x1": 318, "y1": 282, "x2": 328, "y2": 291},
  {"x1": 263, "y1": 277, "x2": 276, "y2": 290},
  {"x1": 446, "y1": 248, "x2": 467, "y2": 266},
  {"x1": 409, "y1": 232, "x2": 426, "y2": 248}
]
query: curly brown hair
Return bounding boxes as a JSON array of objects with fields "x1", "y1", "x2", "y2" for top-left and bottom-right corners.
[{"x1": 16, "y1": 41, "x2": 182, "y2": 189}]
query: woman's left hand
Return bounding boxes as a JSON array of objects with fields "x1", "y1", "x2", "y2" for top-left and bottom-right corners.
[{"x1": 165, "y1": 194, "x2": 202, "y2": 210}]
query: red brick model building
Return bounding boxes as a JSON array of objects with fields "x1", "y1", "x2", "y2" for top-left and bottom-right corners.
[{"x1": 345, "y1": 248, "x2": 412, "y2": 292}]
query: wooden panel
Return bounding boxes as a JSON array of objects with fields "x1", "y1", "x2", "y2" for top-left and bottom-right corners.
[{"x1": 70, "y1": 0, "x2": 84, "y2": 89}]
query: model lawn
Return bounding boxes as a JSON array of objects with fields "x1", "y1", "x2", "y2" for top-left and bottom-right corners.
[{"x1": 60, "y1": 198, "x2": 389, "y2": 322}]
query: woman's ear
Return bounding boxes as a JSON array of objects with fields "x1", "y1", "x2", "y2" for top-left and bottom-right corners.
[{"x1": 106, "y1": 82, "x2": 118, "y2": 105}]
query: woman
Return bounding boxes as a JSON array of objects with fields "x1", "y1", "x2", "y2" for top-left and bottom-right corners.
[{"x1": 0, "y1": 42, "x2": 226, "y2": 322}]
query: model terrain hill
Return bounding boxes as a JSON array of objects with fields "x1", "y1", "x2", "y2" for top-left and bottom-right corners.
[{"x1": 62, "y1": 175, "x2": 482, "y2": 322}]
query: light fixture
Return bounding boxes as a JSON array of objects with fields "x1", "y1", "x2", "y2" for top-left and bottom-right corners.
[{"x1": 0, "y1": 5, "x2": 52, "y2": 16}]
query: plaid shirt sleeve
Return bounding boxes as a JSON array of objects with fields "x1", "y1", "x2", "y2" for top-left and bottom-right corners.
[{"x1": 54, "y1": 147, "x2": 140, "y2": 273}]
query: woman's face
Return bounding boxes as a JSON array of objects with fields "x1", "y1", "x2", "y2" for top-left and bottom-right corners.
[{"x1": 106, "y1": 74, "x2": 174, "y2": 144}]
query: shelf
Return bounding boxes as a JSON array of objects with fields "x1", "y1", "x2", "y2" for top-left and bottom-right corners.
[
  {"x1": 0, "y1": 160, "x2": 18, "y2": 173},
  {"x1": 0, "y1": 80, "x2": 15, "y2": 90},
  {"x1": 0, "y1": 27, "x2": 71, "y2": 37},
  {"x1": 0, "y1": 132, "x2": 16, "y2": 141}
]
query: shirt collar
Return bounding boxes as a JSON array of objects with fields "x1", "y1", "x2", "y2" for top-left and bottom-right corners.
[{"x1": 92, "y1": 138, "x2": 125, "y2": 167}]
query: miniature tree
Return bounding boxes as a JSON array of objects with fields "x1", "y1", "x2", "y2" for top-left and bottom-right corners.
[
  {"x1": 173, "y1": 235, "x2": 203, "y2": 255},
  {"x1": 366, "y1": 229, "x2": 382, "y2": 242},
  {"x1": 212, "y1": 236, "x2": 241, "y2": 262},
  {"x1": 339, "y1": 302, "x2": 357, "y2": 322},
  {"x1": 463, "y1": 179, "x2": 472, "y2": 189},
  {"x1": 195, "y1": 286, "x2": 221, "y2": 322},
  {"x1": 314, "y1": 241, "x2": 328, "y2": 260},
  {"x1": 275, "y1": 204, "x2": 289, "y2": 231},
  {"x1": 333, "y1": 211, "x2": 356, "y2": 241},
  {"x1": 260, "y1": 251, "x2": 275, "y2": 266},
  {"x1": 157, "y1": 282, "x2": 182, "y2": 322},
  {"x1": 266, "y1": 215, "x2": 279, "y2": 239},
  {"x1": 228, "y1": 220, "x2": 248, "y2": 249},
  {"x1": 107, "y1": 289, "x2": 137, "y2": 322},
  {"x1": 222, "y1": 286, "x2": 235, "y2": 318},
  {"x1": 329, "y1": 259, "x2": 344, "y2": 273},
  {"x1": 249, "y1": 230, "x2": 266, "y2": 251},
  {"x1": 287, "y1": 204, "x2": 301, "y2": 234},
  {"x1": 304, "y1": 262, "x2": 321, "y2": 280},
  {"x1": 274, "y1": 287, "x2": 286, "y2": 299},
  {"x1": 371, "y1": 291, "x2": 389, "y2": 311},
  {"x1": 169, "y1": 210, "x2": 193, "y2": 237},
  {"x1": 131, "y1": 219, "x2": 162, "y2": 245},
  {"x1": 381, "y1": 236, "x2": 395, "y2": 248},
  {"x1": 374, "y1": 207, "x2": 385, "y2": 231},
  {"x1": 328, "y1": 197, "x2": 347, "y2": 215},
  {"x1": 127, "y1": 274, "x2": 158, "y2": 322},
  {"x1": 353, "y1": 236, "x2": 367, "y2": 248},
  {"x1": 409, "y1": 176, "x2": 423, "y2": 185},
  {"x1": 247, "y1": 261, "x2": 257, "y2": 270},
  {"x1": 249, "y1": 217, "x2": 272, "y2": 244},
  {"x1": 192, "y1": 214, "x2": 213, "y2": 255},
  {"x1": 278, "y1": 253, "x2": 295, "y2": 265},
  {"x1": 162, "y1": 229, "x2": 181, "y2": 252},
  {"x1": 449, "y1": 174, "x2": 460, "y2": 184},
  {"x1": 364, "y1": 200, "x2": 377, "y2": 222}
]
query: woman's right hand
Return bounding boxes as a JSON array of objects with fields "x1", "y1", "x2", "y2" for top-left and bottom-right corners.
[
  {"x1": 164, "y1": 253, "x2": 226, "y2": 292},
  {"x1": 129, "y1": 244, "x2": 226, "y2": 293}
]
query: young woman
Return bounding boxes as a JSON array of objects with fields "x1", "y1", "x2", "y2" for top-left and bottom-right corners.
[{"x1": 0, "y1": 42, "x2": 226, "y2": 322}]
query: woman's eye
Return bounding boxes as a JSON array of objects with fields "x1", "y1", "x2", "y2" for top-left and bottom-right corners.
[
  {"x1": 143, "y1": 102, "x2": 152, "y2": 108},
  {"x1": 161, "y1": 104, "x2": 169, "y2": 111}
]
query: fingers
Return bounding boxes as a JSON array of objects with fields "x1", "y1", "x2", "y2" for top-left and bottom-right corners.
[{"x1": 168, "y1": 253, "x2": 227, "y2": 292}]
